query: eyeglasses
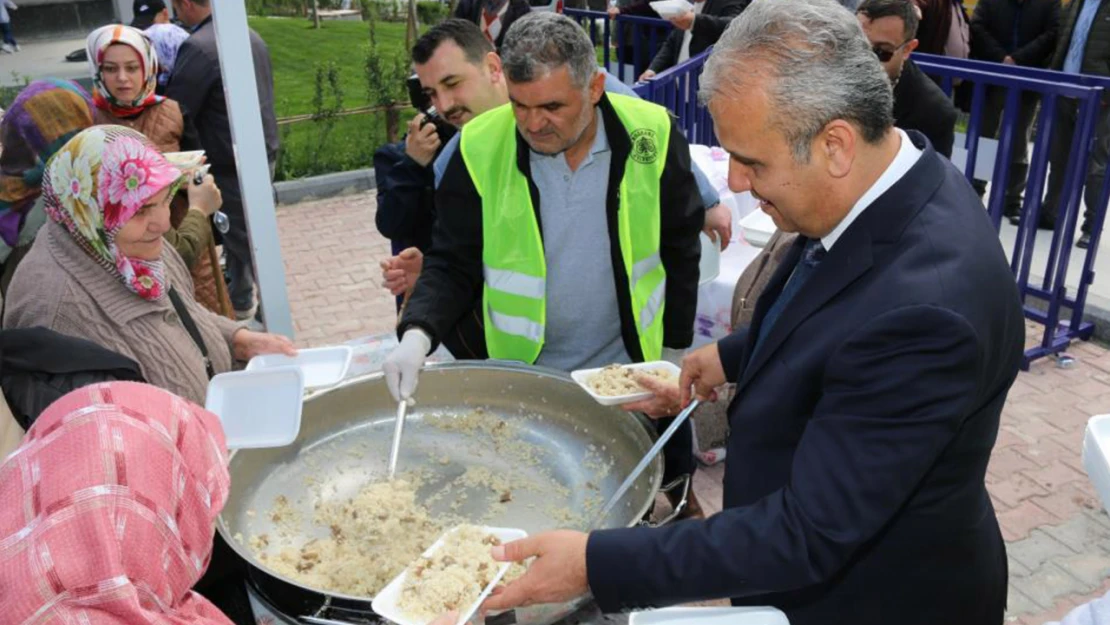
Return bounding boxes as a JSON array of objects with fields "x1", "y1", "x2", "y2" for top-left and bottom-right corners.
[{"x1": 872, "y1": 40, "x2": 911, "y2": 63}]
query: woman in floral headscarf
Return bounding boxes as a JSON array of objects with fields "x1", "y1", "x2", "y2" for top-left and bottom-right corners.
[
  {"x1": 2, "y1": 125, "x2": 295, "y2": 406},
  {"x1": 86, "y1": 23, "x2": 233, "y2": 319},
  {"x1": 0, "y1": 79, "x2": 95, "y2": 296}
]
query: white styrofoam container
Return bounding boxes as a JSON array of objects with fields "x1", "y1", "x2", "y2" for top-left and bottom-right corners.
[
  {"x1": 205, "y1": 367, "x2": 305, "y2": 449},
  {"x1": 648, "y1": 0, "x2": 693, "y2": 17},
  {"x1": 245, "y1": 346, "x2": 353, "y2": 389},
  {"x1": 699, "y1": 232, "x2": 721, "y2": 286},
  {"x1": 372, "y1": 526, "x2": 528, "y2": 625},
  {"x1": 163, "y1": 150, "x2": 206, "y2": 169},
  {"x1": 630, "y1": 607, "x2": 790, "y2": 624},
  {"x1": 1082, "y1": 414, "x2": 1110, "y2": 515},
  {"x1": 739, "y1": 208, "x2": 775, "y2": 249},
  {"x1": 570, "y1": 361, "x2": 682, "y2": 406}
]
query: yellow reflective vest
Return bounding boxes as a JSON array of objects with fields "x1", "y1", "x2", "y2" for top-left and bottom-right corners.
[{"x1": 459, "y1": 94, "x2": 671, "y2": 363}]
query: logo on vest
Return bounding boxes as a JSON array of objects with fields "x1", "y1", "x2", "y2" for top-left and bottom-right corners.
[{"x1": 630, "y1": 128, "x2": 659, "y2": 165}]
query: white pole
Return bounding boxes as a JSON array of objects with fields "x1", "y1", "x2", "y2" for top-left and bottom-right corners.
[{"x1": 208, "y1": 2, "x2": 295, "y2": 338}]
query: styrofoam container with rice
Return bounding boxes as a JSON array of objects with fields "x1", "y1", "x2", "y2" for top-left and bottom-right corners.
[
  {"x1": 571, "y1": 361, "x2": 682, "y2": 406},
  {"x1": 372, "y1": 525, "x2": 528, "y2": 625}
]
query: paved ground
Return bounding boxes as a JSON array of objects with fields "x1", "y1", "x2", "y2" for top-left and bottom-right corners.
[{"x1": 276, "y1": 190, "x2": 1110, "y2": 624}]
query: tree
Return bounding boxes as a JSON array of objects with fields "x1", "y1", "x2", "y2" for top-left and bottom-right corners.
[{"x1": 313, "y1": 0, "x2": 322, "y2": 28}]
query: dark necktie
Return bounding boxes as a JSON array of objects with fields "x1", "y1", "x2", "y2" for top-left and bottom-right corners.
[{"x1": 751, "y1": 238, "x2": 826, "y2": 357}]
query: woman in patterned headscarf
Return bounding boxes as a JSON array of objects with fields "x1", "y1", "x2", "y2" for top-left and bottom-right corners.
[
  {"x1": 0, "y1": 79, "x2": 95, "y2": 296},
  {"x1": 2, "y1": 125, "x2": 295, "y2": 406},
  {"x1": 0, "y1": 382, "x2": 236, "y2": 624},
  {"x1": 86, "y1": 24, "x2": 233, "y2": 319}
]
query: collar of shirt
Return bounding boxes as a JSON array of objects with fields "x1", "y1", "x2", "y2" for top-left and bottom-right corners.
[
  {"x1": 821, "y1": 127, "x2": 923, "y2": 251},
  {"x1": 529, "y1": 107, "x2": 611, "y2": 171},
  {"x1": 191, "y1": 15, "x2": 213, "y2": 34}
]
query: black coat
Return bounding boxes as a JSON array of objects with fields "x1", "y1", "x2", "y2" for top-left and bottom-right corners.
[
  {"x1": 399, "y1": 95, "x2": 704, "y2": 360},
  {"x1": 373, "y1": 139, "x2": 437, "y2": 256},
  {"x1": 587, "y1": 132, "x2": 1023, "y2": 625},
  {"x1": 970, "y1": 0, "x2": 1061, "y2": 67},
  {"x1": 453, "y1": 0, "x2": 532, "y2": 50},
  {"x1": 1050, "y1": 0, "x2": 1110, "y2": 76},
  {"x1": 647, "y1": 0, "x2": 750, "y2": 72},
  {"x1": 165, "y1": 16, "x2": 280, "y2": 179},
  {"x1": 1, "y1": 327, "x2": 145, "y2": 429},
  {"x1": 893, "y1": 59, "x2": 958, "y2": 158}
]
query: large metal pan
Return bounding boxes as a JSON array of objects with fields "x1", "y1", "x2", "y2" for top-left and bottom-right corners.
[{"x1": 217, "y1": 362, "x2": 668, "y2": 625}]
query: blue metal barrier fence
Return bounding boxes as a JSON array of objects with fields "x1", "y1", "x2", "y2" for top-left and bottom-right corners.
[{"x1": 565, "y1": 8, "x2": 672, "y2": 84}]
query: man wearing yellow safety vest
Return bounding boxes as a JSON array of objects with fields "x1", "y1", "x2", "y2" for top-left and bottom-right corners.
[{"x1": 384, "y1": 11, "x2": 706, "y2": 516}]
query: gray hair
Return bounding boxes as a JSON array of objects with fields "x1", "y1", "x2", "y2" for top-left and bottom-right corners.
[
  {"x1": 700, "y1": 0, "x2": 893, "y2": 162},
  {"x1": 500, "y1": 12, "x2": 599, "y2": 90}
]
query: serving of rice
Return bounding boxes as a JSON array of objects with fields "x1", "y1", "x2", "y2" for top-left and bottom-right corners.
[
  {"x1": 587, "y1": 364, "x2": 677, "y2": 397},
  {"x1": 398, "y1": 525, "x2": 507, "y2": 623}
]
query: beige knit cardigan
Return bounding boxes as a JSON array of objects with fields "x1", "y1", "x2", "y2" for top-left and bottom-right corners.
[{"x1": 3, "y1": 220, "x2": 243, "y2": 406}]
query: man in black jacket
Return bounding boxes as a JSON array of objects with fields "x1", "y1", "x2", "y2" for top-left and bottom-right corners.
[
  {"x1": 0, "y1": 328, "x2": 144, "y2": 430},
  {"x1": 970, "y1": 0, "x2": 1060, "y2": 222},
  {"x1": 616, "y1": 0, "x2": 750, "y2": 81},
  {"x1": 167, "y1": 0, "x2": 280, "y2": 321},
  {"x1": 858, "y1": 0, "x2": 958, "y2": 157},
  {"x1": 1040, "y1": 0, "x2": 1110, "y2": 248},
  {"x1": 384, "y1": 12, "x2": 705, "y2": 516}
]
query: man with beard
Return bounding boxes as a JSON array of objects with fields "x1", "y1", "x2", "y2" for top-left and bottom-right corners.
[
  {"x1": 383, "y1": 11, "x2": 706, "y2": 516},
  {"x1": 858, "y1": 0, "x2": 957, "y2": 158}
]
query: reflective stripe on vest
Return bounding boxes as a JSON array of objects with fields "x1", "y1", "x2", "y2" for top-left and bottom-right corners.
[{"x1": 460, "y1": 94, "x2": 671, "y2": 363}]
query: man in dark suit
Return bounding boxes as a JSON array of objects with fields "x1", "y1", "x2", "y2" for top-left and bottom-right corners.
[
  {"x1": 480, "y1": 1, "x2": 1025, "y2": 624},
  {"x1": 613, "y1": 0, "x2": 750, "y2": 81},
  {"x1": 858, "y1": 0, "x2": 958, "y2": 158}
]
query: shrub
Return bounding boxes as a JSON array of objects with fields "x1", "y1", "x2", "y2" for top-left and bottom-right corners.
[{"x1": 416, "y1": 1, "x2": 449, "y2": 25}]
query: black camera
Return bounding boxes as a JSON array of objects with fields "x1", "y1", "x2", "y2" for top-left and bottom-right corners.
[{"x1": 406, "y1": 74, "x2": 458, "y2": 145}]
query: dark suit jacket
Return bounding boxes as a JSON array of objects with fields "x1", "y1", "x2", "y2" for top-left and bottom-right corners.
[
  {"x1": 644, "y1": 0, "x2": 750, "y2": 72},
  {"x1": 894, "y1": 59, "x2": 958, "y2": 158},
  {"x1": 970, "y1": 0, "x2": 1061, "y2": 67},
  {"x1": 453, "y1": 0, "x2": 532, "y2": 50},
  {"x1": 586, "y1": 132, "x2": 1024, "y2": 625}
]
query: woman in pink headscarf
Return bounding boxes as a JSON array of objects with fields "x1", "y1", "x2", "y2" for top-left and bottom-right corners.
[
  {"x1": 0, "y1": 381, "x2": 235, "y2": 624},
  {"x1": 0, "y1": 382, "x2": 460, "y2": 625}
]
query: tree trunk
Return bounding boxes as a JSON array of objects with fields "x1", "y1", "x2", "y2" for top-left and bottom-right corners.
[
  {"x1": 385, "y1": 106, "x2": 400, "y2": 143},
  {"x1": 313, "y1": 0, "x2": 322, "y2": 28},
  {"x1": 405, "y1": 0, "x2": 419, "y2": 50}
]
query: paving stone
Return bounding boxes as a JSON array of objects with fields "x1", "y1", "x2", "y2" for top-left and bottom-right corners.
[
  {"x1": 999, "y1": 500, "x2": 1066, "y2": 542},
  {"x1": 1041, "y1": 510, "x2": 1110, "y2": 553},
  {"x1": 1011, "y1": 562, "x2": 1086, "y2": 612},
  {"x1": 1008, "y1": 529, "x2": 1076, "y2": 572},
  {"x1": 1005, "y1": 586, "x2": 1042, "y2": 618},
  {"x1": 1053, "y1": 551, "x2": 1110, "y2": 587}
]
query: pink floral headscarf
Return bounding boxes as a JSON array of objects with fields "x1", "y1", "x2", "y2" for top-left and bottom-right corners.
[{"x1": 41, "y1": 125, "x2": 182, "y2": 300}]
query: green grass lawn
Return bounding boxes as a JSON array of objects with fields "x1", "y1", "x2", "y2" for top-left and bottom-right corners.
[{"x1": 250, "y1": 16, "x2": 413, "y2": 118}]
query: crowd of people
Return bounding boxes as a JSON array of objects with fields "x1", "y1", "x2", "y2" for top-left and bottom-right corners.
[{"x1": 0, "y1": 0, "x2": 1109, "y2": 623}]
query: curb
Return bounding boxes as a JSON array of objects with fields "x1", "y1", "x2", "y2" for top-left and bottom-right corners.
[
  {"x1": 274, "y1": 168, "x2": 376, "y2": 206},
  {"x1": 1083, "y1": 301, "x2": 1110, "y2": 346}
]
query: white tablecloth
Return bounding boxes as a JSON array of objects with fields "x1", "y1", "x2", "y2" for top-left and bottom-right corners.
[{"x1": 690, "y1": 145, "x2": 763, "y2": 349}]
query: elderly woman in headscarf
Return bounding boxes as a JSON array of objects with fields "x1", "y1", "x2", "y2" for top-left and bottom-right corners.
[
  {"x1": 0, "y1": 382, "x2": 462, "y2": 625},
  {"x1": 0, "y1": 79, "x2": 95, "y2": 295},
  {"x1": 86, "y1": 24, "x2": 232, "y2": 318},
  {"x1": 2, "y1": 125, "x2": 295, "y2": 407}
]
